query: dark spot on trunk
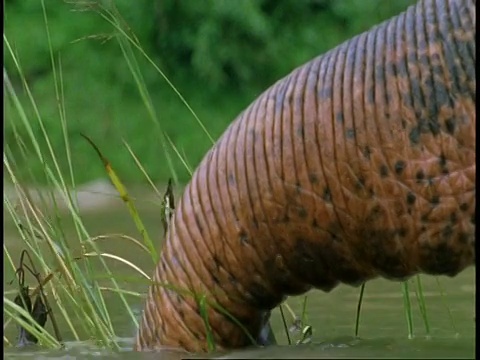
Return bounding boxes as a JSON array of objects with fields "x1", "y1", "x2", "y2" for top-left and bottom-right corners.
[
  {"x1": 406, "y1": 192, "x2": 416, "y2": 205},
  {"x1": 438, "y1": 154, "x2": 448, "y2": 174},
  {"x1": 368, "y1": 187, "x2": 375, "y2": 197},
  {"x1": 312, "y1": 218, "x2": 319, "y2": 228},
  {"x1": 380, "y1": 165, "x2": 389, "y2": 177},
  {"x1": 458, "y1": 232, "x2": 469, "y2": 244},
  {"x1": 394, "y1": 160, "x2": 406, "y2": 175},
  {"x1": 249, "y1": 129, "x2": 257, "y2": 142},
  {"x1": 450, "y1": 212, "x2": 458, "y2": 224},
  {"x1": 297, "y1": 125, "x2": 305, "y2": 138},
  {"x1": 323, "y1": 187, "x2": 332, "y2": 202},
  {"x1": 427, "y1": 117, "x2": 441, "y2": 135},
  {"x1": 397, "y1": 228, "x2": 407, "y2": 237},
  {"x1": 401, "y1": 119, "x2": 407, "y2": 129},
  {"x1": 355, "y1": 176, "x2": 365, "y2": 191},
  {"x1": 366, "y1": 205, "x2": 384, "y2": 223},
  {"x1": 298, "y1": 207, "x2": 308, "y2": 219},
  {"x1": 363, "y1": 146, "x2": 371, "y2": 160},
  {"x1": 416, "y1": 170, "x2": 425, "y2": 181},
  {"x1": 295, "y1": 181, "x2": 302, "y2": 194},
  {"x1": 421, "y1": 214, "x2": 429, "y2": 222},
  {"x1": 442, "y1": 225, "x2": 453, "y2": 239},
  {"x1": 460, "y1": 203, "x2": 469, "y2": 211},
  {"x1": 212, "y1": 255, "x2": 222, "y2": 269},
  {"x1": 178, "y1": 308, "x2": 184, "y2": 318},
  {"x1": 228, "y1": 173, "x2": 236, "y2": 185},
  {"x1": 445, "y1": 118, "x2": 456, "y2": 134},
  {"x1": 239, "y1": 230, "x2": 249, "y2": 245},
  {"x1": 409, "y1": 126, "x2": 421, "y2": 144},
  {"x1": 309, "y1": 173, "x2": 319, "y2": 184},
  {"x1": 336, "y1": 112, "x2": 344, "y2": 122},
  {"x1": 212, "y1": 273, "x2": 220, "y2": 285},
  {"x1": 229, "y1": 274, "x2": 238, "y2": 285},
  {"x1": 176, "y1": 294, "x2": 182, "y2": 304},
  {"x1": 345, "y1": 128, "x2": 355, "y2": 139},
  {"x1": 430, "y1": 195, "x2": 440, "y2": 205},
  {"x1": 439, "y1": 153, "x2": 447, "y2": 167}
]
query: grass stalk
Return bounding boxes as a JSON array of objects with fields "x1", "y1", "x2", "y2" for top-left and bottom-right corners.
[
  {"x1": 435, "y1": 277, "x2": 458, "y2": 334},
  {"x1": 354, "y1": 283, "x2": 366, "y2": 338},
  {"x1": 413, "y1": 275, "x2": 430, "y2": 336},
  {"x1": 402, "y1": 281, "x2": 414, "y2": 339},
  {"x1": 279, "y1": 304, "x2": 292, "y2": 345},
  {"x1": 198, "y1": 295, "x2": 216, "y2": 352}
]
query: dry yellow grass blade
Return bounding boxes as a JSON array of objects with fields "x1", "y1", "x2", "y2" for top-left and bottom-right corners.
[{"x1": 80, "y1": 133, "x2": 158, "y2": 264}]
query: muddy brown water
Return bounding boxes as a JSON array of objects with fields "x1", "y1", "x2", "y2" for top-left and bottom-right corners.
[{"x1": 3, "y1": 194, "x2": 475, "y2": 359}]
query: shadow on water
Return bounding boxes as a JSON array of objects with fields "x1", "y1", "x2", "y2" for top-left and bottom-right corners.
[{"x1": 3, "y1": 199, "x2": 475, "y2": 359}]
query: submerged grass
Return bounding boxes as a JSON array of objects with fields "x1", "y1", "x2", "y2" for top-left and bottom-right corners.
[{"x1": 3, "y1": 0, "x2": 461, "y2": 353}]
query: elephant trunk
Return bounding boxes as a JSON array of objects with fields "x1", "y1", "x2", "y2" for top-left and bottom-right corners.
[{"x1": 135, "y1": 0, "x2": 475, "y2": 353}]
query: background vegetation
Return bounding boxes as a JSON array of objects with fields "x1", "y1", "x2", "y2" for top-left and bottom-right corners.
[{"x1": 5, "y1": 0, "x2": 416, "y2": 185}]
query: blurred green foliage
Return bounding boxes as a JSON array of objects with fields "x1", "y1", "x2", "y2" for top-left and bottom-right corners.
[{"x1": 4, "y1": 0, "x2": 415, "y2": 185}]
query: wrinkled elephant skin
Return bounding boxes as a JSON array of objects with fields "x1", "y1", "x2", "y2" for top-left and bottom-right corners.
[{"x1": 136, "y1": 0, "x2": 475, "y2": 353}]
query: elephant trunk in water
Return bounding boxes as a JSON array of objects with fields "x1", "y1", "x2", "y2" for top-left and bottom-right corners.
[{"x1": 135, "y1": 0, "x2": 475, "y2": 353}]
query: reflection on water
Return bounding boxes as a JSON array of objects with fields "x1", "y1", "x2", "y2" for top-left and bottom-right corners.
[
  {"x1": 217, "y1": 335, "x2": 475, "y2": 359},
  {"x1": 3, "y1": 204, "x2": 475, "y2": 359},
  {"x1": 3, "y1": 335, "x2": 475, "y2": 359}
]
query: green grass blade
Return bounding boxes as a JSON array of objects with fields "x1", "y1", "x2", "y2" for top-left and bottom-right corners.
[
  {"x1": 413, "y1": 275, "x2": 430, "y2": 336},
  {"x1": 279, "y1": 304, "x2": 292, "y2": 345},
  {"x1": 198, "y1": 294, "x2": 216, "y2": 352},
  {"x1": 402, "y1": 281, "x2": 414, "y2": 339},
  {"x1": 354, "y1": 283, "x2": 366, "y2": 337},
  {"x1": 435, "y1": 277, "x2": 458, "y2": 335}
]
